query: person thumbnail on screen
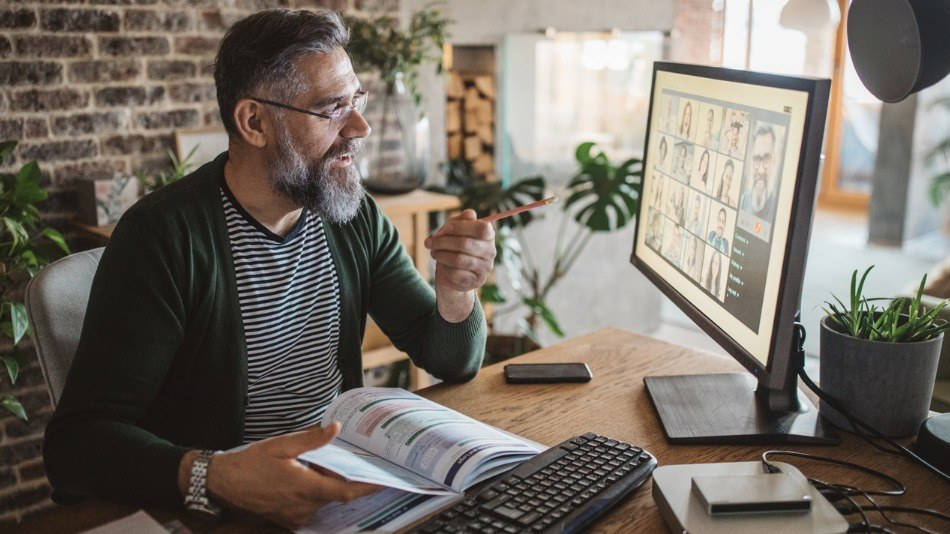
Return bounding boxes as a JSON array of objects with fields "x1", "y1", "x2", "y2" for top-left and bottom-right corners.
[
  {"x1": 719, "y1": 108, "x2": 750, "y2": 159},
  {"x1": 701, "y1": 245, "x2": 727, "y2": 301},
  {"x1": 671, "y1": 141, "x2": 693, "y2": 183},
  {"x1": 713, "y1": 156, "x2": 741, "y2": 208},
  {"x1": 705, "y1": 203, "x2": 735, "y2": 255},
  {"x1": 679, "y1": 99, "x2": 694, "y2": 140},
  {"x1": 655, "y1": 135, "x2": 670, "y2": 174},
  {"x1": 739, "y1": 122, "x2": 783, "y2": 224},
  {"x1": 662, "y1": 220, "x2": 685, "y2": 265},
  {"x1": 681, "y1": 234, "x2": 705, "y2": 282},
  {"x1": 645, "y1": 208, "x2": 664, "y2": 251},
  {"x1": 686, "y1": 191, "x2": 708, "y2": 238},
  {"x1": 690, "y1": 148, "x2": 715, "y2": 194},
  {"x1": 699, "y1": 103, "x2": 722, "y2": 149}
]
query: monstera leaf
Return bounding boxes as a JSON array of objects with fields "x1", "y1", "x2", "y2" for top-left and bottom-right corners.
[
  {"x1": 460, "y1": 176, "x2": 546, "y2": 229},
  {"x1": 564, "y1": 142, "x2": 642, "y2": 232}
]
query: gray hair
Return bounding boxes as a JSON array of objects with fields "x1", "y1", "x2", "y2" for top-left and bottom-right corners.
[{"x1": 214, "y1": 9, "x2": 350, "y2": 136}]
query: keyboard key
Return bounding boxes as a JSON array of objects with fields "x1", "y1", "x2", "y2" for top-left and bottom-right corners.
[
  {"x1": 517, "y1": 512, "x2": 542, "y2": 526},
  {"x1": 493, "y1": 505, "x2": 524, "y2": 521},
  {"x1": 479, "y1": 490, "x2": 500, "y2": 502}
]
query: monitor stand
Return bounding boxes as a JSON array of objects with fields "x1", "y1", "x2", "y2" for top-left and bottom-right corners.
[{"x1": 644, "y1": 321, "x2": 839, "y2": 445}]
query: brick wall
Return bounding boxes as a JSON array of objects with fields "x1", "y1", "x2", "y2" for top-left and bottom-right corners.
[
  {"x1": 0, "y1": 0, "x2": 395, "y2": 526},
  {"x1": 671, "y1": 0, "x2": 725, "y2": 65}
]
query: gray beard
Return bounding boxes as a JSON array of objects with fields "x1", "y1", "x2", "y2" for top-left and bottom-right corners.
[{"x1": 269, "y1": 129, "x2": 364, "y2": 224}]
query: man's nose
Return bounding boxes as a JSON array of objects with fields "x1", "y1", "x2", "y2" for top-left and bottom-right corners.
[{"x1": 341, "y1": 109, "x2": 371, "y2": 140}]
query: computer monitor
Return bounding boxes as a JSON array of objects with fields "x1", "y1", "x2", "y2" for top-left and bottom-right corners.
[{"x1": 631, "y1": 62, "x2": 838, "y2": 444}]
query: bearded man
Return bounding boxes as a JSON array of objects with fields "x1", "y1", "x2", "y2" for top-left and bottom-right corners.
[{"x1": 44, "y1": 9, "x2": 493, "y2": 530}]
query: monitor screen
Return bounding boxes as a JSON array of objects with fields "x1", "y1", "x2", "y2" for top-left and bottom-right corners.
[{"x1": 632, "y1": 64, "x2": 814, "y2": 370}]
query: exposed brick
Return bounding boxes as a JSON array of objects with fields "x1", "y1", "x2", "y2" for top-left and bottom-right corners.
[
  {"x1": 0, "y1": 467, "x2": 15, "y2": 489},
  {"x1": 89, "y1": 0, "x2": 159, "y2": 4},
  {"x1": 0, "y1": 517, "x2": 17, "y2": 530},
  {"x1": 54, "y1": 159, "x2": 127, "y2": 185},
  {"x1": 11, "y1": 364, "x2": 45, "y2": 389},
  {"x1": 200, "y1": 61, "x2": 215, "y2": 76},
  {"x1": 0, "y1": 484, "x2": 51, "y2": 514},
  {"x1": 19, "y1": 139, "x2": 97, "y2": 162},
  {"x1": 203, "y1": 110, "x2": 223, "y2": 126},
  {"x1": 0, "y1": 61, "x2": 62, "y2": 86},
  {"x1": 4, "y1": 409, "x2": 51, "y2": 439},
  {"x1": 99, "y1": 36, "x2": 169, "y2": 57},
  {"x1": 11, "y1": 89, "x2": 88, "y2": 112},
  {"x1": 174, "y1": 36, "x2": 219, "y2": 56},
  {"x1": 0, "y1": 120, "x2": 23, "y2": 141},
  {"x1": 135, "y1": 108, "x2": 199, "y2": 130},
  {"x1": 0, "y1": 438, "x2": 43, "y2": 466},
  {"x1": 6, "y1": 389, "x2": 52, "y2": 417},
  {"x1": 40, "y1": 8, "x2": 119, "y2": 32},
  {"x1": 17, "y1": 460, "x2": 46, "y2": 483},
  {"x1": 102, "y1": 133, "x2": 173, "y2": 156},
  {"x1": 25, "y1": 119, "x2": 48, "y2": 139},
  {"x1": 0, "y1": 9, "x2": 37, "y2": 29},
  {"x1": 354, "y1": 0, "x2": 396, "y2": 11},
  {"x1": 124, "y1": 9, "x2": 192, "y2": 31},
  {"x1": 52, "y1": 111, "x2": 128, "y2": 137},
  {"x1": 237, "y1": 0, "x2": 290, "y2": 8},
  {"x1": 168, "y1": 82, "x2": 215, "y2": 103},
  {"x1": 94, "y1": 85, "x2": 164, "y2": 107},
  {"x1": 147, "y1": 59, "x2": 195, "y2": 81},
  {"x1": 15, "y1": 36, "x2": 92, "y2": 58},
  {"x1": 0, "y1": 37, "x2": 10, "y2": 59},
  {"x1": 68, "y1": 59, "x2": 140, "y2": 83}
]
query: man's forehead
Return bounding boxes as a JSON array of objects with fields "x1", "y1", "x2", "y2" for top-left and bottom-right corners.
[{"x1": 295, "y1": 48, "x2": 360, "y2": 98}]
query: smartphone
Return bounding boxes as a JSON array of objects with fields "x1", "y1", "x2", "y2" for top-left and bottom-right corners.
[
  {"x1": 691, "y1": 473, "x2": 812, "y2": 515},
  {"x1": 504, "y1": 363, "x2": 592, "y2": 384}
]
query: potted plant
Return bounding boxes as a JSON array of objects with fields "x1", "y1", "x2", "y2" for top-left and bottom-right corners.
[
  {"x1": 436, "y1": 142, "x2": 641, "y2": 361},
  {"x1": 820, "y1": 266, "x2": 948, "y2": 437},
  {"x1": 0, "y1": 140, "x2": 70, "y2": 420},
  {"x1": 344, "y1": 5, "x2": 451, "y2": 194}
]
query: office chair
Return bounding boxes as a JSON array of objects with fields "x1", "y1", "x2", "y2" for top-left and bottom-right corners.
[{"x1": 24, "y1": 247, "x2": 104, "y2": 408}]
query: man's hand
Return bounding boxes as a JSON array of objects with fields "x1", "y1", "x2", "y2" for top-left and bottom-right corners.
[
  {"x1": 424, "y1": 209, "x2": 496, "y2": 322},
  {"x1": 189, "y1": 422, "x2": 380, "y2": 530}
]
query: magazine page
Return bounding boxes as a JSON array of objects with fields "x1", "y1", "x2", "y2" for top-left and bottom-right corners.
[
  {"x1": 297, "y1": 439, "x2": 455, "y2": 495},
  {"x1": 297, "y1": 488, "x2": 459, "y2": 534},
  {"x1": 318, "y1": 387, "x2": 541, "y2": 492}
]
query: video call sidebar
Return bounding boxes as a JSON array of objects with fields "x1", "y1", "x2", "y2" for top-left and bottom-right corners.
[{"x1": 643, "y1": 89, "x2": 791, "y2": 333}]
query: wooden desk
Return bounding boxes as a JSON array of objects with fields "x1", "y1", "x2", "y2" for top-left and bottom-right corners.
[
  {"x1": 72, "y1": 189, "x2": 461, "y2": 391},
  {"x1": 18, "y1": 328, "x2": 949, "y2": 533}
]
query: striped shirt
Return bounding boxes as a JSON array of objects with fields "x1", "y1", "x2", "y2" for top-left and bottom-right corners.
[{"x1": 221, "y1": 187, "x2": 343, "y2": 443}]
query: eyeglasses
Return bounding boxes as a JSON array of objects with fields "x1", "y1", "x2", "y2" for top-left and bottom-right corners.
[{"x1": 248, "y1": 90, "x2": 368, "y2": 123}]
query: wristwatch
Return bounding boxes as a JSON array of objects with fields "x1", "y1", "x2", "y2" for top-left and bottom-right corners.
[{"x1": 184, "y1": 450, "x2": 222, "y2": 518}]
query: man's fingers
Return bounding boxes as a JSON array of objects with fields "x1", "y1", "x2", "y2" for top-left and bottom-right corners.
[
  {"x1": 262, "y1": 421, "x2": 340, "y2": 458},
  {"x1": 426, "y1": 235, "x2": 495, "y2": 259},
  {"x1": 431, "y1": 250, "x2": 492, "y2": 273},
  {"x1": 428, "y1": 210, "x2": 493, "y2": 243}
]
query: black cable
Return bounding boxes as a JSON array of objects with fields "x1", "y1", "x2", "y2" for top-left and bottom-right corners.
[{"x1": 792, "y1": 322, "x2": 950, "y2": 484}]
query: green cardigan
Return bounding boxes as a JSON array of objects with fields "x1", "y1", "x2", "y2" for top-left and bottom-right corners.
[{"x1": 43, "y1": 153, "x2": 486, "y2": 509}]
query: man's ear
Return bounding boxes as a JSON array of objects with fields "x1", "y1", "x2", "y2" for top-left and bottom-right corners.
[{"x1": 233, "y1": 99, "x2": 269, "y2": 148}]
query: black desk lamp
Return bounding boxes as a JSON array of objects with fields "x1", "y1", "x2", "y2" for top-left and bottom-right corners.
[{"x1": 847, "y1": 0, "x2": 950, "y2": 473}]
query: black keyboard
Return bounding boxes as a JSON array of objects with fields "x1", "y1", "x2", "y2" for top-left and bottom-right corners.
[{"x1": 412, "y1": 432, "x2": 657, "y2": 534}]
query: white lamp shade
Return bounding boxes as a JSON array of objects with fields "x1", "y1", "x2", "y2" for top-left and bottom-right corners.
[{"x1": 780, "y1": 0, "x2": 841, "y2": 32}]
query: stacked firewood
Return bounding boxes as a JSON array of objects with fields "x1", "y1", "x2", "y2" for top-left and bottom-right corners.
[{"x1": 446, "y1": 72, "x2": 496, "y2": 181}]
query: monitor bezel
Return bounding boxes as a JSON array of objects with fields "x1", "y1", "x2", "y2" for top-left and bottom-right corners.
[{"x1": 630, "y1": 61, "x2": 830, "y2": 393}]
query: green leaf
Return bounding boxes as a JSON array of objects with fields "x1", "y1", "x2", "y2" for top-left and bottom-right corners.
[
  {"x1": 40, "y1": 227, "x2": 70, "y2": 255},
  {"x1": 0, "y1": 141, "x2": 16, "y2": 167},
  {"x1": 0, "y1": 395, "x2": 27, "y2": 421},
  {"x1": 480, "y1": 283, "x2": 506, "y2": 304},
  {"x1": 1, "y1": 355, "x2": 19, "y2": 384},
  {"x1": 929, "y1": 172, "x2": 950, "y2": 207},
  {"x1": 8, "y1": 302, "x2": 28, "y2": 345}
]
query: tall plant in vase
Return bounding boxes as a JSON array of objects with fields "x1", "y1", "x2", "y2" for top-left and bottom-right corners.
[
  {"x1": 0, "y1": 141, "x2": 70, "y2": 420},
  {"x1": 344, "y1": 5, "x2": 451, "y2": 194}
]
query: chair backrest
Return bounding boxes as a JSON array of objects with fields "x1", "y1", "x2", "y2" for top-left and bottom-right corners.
[{"x1": 24, "y1": 247, "x2": 104, "y2": 408}]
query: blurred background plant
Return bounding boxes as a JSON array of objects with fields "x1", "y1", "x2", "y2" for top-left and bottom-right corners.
[
  {"x1": 435, "y1": 142, "x2": 642, "y2": 342},
  {"x1": 134, "y1": 146, "x2": 197, "y2": 195},
  {"x1": 0, "y1": 140, "x2": 70, "y2": 420},
  {"x1": 926, "y1": 97, "x2": 950, "y2": 207}
]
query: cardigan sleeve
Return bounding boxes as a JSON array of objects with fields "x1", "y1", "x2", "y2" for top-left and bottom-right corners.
[
  {"x1": 364, "y1": 200, "x2": 486, "y2": 382},
  {"x1": 43, "y1": 209, "x2": 191, "y2": 508}
]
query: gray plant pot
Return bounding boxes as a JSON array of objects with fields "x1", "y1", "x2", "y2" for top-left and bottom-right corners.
[{"x1": 819, "y1": 316, "x2": 943, "y2": 438}]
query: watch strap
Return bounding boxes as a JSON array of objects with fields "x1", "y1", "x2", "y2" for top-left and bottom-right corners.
[{"x1": 184, "y1": 449, "x2": 222, "y2": 517}]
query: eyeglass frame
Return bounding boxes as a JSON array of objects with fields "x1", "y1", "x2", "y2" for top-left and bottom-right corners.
[{"x1": 247, "y1": 90, "x2": 368, "y2": 122}]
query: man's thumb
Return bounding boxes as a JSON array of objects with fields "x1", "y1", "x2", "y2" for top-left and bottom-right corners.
[{"x1": 264, "y1": 421, "x2": 341, "y2": 458}]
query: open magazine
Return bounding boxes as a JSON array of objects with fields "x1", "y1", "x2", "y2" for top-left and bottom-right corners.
[{"x1": 296, "y1": 387, "x2": 543, "y2": 533}]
